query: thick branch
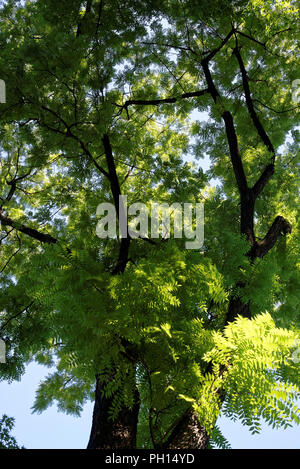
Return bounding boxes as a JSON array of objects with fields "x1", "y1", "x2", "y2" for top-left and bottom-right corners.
[
  {"x1": 201, "y1": 59, "x2": 248, "y2": 196},
  {"x1": 251, "y1": 163, "x2": 274, "y2": 199},
  {"x1": 233, "y1": 46, "x2": 275, "y2": 156},
  {"x1": 232, "y1": 45, "x2": 278, "y2": 200},
  {"x1": 102, "y1": 134, "x2": 130, "y2": 274},
  {"x1": 76, "y1": 0, "x2": 93, "y2": 37},
  {"x1": 222, "y1": 110, "x2": 249, "y2": 196},
  {"x1": 5, "y1": 181, "x2": 16, "y2": 202},
  {"x1": 249, "y1": 215, "x2": 291, "y2": 259},
  {"x1": 102, "y1": 134, "x2": 122, "y2": 210},
  {"x1": 202, "y1": 28, "x2": 235, "y2": 63},
  {"x1": 121, "y1": 88, "x2": 209, "y2": 110},
  {"x1": 0, "y1": 211, "x2": 57, "y2": 244},
  {"x1": 5, "y1": 171, "x2": 32, "y2": 202}
]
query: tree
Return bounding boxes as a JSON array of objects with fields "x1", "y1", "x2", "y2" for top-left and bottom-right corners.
[
  {"x1": 0, "y1": 415, "x2": 22, "y2": 449},
  {"x1": 0, "y1": 0, "x2": 299, "y2": 449}
]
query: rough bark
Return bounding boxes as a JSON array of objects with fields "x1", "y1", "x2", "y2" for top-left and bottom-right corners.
[
  {"x1": 163, "y1": 410, "x2": 210, "y2": 449},
  {"x1": 249, "y1": 215, "x2": 292, "y2": 260},
  {"x1": 87, "y1": 376, "x2": 140, "y2": 449}
]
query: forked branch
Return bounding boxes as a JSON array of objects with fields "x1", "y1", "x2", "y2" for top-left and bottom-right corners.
[{"x1": 249, "y1": 215, "x2": 292, "y2": 259}]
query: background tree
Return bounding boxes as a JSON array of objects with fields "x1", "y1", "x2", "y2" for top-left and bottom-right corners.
[{"x1": 0, "y1": 0, "x2": 299, "y2": 449}]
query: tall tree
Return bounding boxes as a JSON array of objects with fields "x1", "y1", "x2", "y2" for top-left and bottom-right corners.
[{"x1": 0, "y1": 0, "x2": 299, "y2": 449}]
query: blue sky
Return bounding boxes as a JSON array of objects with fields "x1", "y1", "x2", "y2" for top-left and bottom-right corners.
[{"x1": 0, "y1": 361, "x2": 299, "y2": 449}]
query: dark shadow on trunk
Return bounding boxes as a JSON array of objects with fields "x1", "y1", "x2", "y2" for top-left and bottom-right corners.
[
  {"x1": 162, "y1": 409, "x2": 210, "y2": 449},
  {"x1": 87, "y1": 376, "x2": 140, "y2": 449}
]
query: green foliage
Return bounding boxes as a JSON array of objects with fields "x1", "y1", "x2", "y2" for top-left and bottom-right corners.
[
  {"x1": 205, "y1": 314, "x2": 300, "y2": 433},
  {"x1": 209, "y1": 425, "x2": 231, "y2": 449},
  {"x1": 0, "y1": 415, "x2": 23, "y2": 449},
  {"x1": 0, "y1": 0, "x2": 299, "y2": 449}
]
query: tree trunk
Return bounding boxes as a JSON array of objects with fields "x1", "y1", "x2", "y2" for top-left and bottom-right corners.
[
  {"x1": 226, "y1": 285, "x2": 251, "y2": 324},
  {"x1": 163, "y1": 410, "x2": 210, "y2": 449},
  {"x1": 87, "y1": 376, "x2": 140, "y2": 449}
]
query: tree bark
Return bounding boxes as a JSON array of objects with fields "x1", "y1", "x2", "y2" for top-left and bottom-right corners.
[
  {"x1": 87, "y1": 376, "x2": 140, "y2": 449},
  {"x1": 226, "y1": 287, "x2": 251, "y2": 324},
  {"x1": 0, "y1": 210, "x2": 57, "y2": 245},
  {"x1": 163, "y1": 410, "x2": 210, "y2": 449}
]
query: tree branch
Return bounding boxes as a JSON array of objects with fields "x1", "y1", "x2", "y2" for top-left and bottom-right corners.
[
  {"x1": 253, "y1": 98, "x2": 300, "y2": 115},
  {"x1": 202, "y1": 28, "x2": 235, "y2": 63},
  {"x1": 0, "y1": 301, "x2": 35, "y2": 334},
  {"x1": 233, "y1": 45, "x2": 275, "y2": 156},
  {"x1": 223, "y1": 110, "x2": 249, "y2": 195},
  {"x1": 251, "y1": 163, "x2": 274, "y2": 199},
  {"x1": 249, "y1": 216, "x2": 292, "y2": 259},
  {"x1": 120, "y1": 88, "x2": 209, "y2": 111},
  {"x1": 5, "y1": 180, "x2": 16, "y2": 202},
  {"x1": 236, "y1": 28, "x2": 292, "y2": 53},
  {"x1": 76, "y1": 0, "x2": 93, "y2": 37},
  {"x1": 0, "y1": 211, "x2": 57, "y2": 244},
  {"x1": 0, "y1": 244, "x2": 21, "y2": 274},
  {"x1": 141, "y1": 41, "x2": 197, "y2": 55},
  {"x1": 5, "y1": 170, "x2": 32, "y2": 202},
  {"x1": 102, "y1": 134, "x2": 122, "y2": 212},
  {"x1": 102, "y1": 134, "x2": 130, "y2": 274},
  {"x1": 201, "y1": 58, "x2": 248, "y2": 196},
  {"x1": 37, "y1": 105, "x2": 109, "y2": 178},
  {"x1": 236, "y1": 30, "x2": 267, "y2": 49}
]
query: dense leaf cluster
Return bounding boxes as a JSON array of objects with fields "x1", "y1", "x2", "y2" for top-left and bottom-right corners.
[{"x1": 0, "y1": 0, "x2": 299, "y2": 448}]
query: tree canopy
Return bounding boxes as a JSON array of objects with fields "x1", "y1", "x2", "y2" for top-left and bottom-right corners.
[{"x1": 0, "y1": 0, "x2": 299, "y2": 449}]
